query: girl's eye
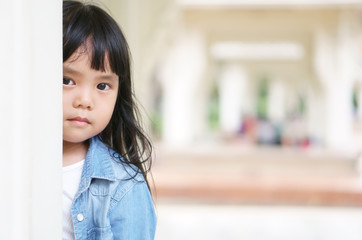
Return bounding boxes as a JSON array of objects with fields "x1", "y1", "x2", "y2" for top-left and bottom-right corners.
[
  {"x1": 63, "y1": 78, "x2": 75, "y2": 86},
  {"x1": 97, "y1": 83, "x2": 110, "y2": 90}
]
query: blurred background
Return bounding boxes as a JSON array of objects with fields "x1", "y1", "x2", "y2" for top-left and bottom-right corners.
[{"x1": 100, "y1": 0, "x2": 362, "y2": 239}]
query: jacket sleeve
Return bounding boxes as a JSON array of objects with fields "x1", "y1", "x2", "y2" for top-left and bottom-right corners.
[{"x1": 109, "y1": 179, "x2": 157, "y2": 240}]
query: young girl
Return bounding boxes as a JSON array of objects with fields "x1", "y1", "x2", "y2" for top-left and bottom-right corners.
[{"x1": 62, "y1": 1, "x2": 156, "y2": 239}]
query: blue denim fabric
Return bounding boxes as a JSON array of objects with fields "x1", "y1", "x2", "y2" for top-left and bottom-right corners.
[{"x1": 71, "y1": 136, "x2": 156, "y2": 240}]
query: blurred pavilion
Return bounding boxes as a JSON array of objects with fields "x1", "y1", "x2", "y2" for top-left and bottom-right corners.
[
  {"x1": 96, "y1": 0, "x2": 362, "y2": 208},
  {"x1": 102, "y1": 0, "x2": 362, "y2": 155}
]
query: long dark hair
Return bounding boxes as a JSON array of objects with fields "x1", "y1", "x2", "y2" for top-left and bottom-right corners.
[{"x1": 63, "y1": 0, "x2": 152, "y2": 189}]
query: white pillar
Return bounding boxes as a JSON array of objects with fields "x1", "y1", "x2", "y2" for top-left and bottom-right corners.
[
  {"x1": 0, "y1": 1, "x2": 62, "y2": 239},
  {"x1": 160, "y1": 33, "x2": 206, "y2": 146},
  {"x1": 218, "y1": 64, "x2": 247, "y2": 135},
  {"x1": 267, "y1": 79, "x2": 286, "y2": 123},
  {"x1": 313, "y1": 11, "x2": 356, "y2": 151},
  {"x1": 105, "y1": 0, "x2": 177, "y2": 134},
  {"x1": 306, "y1": 87, "x2": 325, "y2": 144},
  {"x1": 357, "y1": 87, "x2": 362, "y2": 120}
]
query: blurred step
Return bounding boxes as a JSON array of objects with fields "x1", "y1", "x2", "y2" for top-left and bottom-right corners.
[{"x1": 152, "y1": 144, "x2": 362, "y2": 206}]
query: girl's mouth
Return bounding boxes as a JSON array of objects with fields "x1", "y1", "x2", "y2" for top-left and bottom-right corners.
[{"x1": 69, "y1": 117, "x2": 90, "y2": 126}]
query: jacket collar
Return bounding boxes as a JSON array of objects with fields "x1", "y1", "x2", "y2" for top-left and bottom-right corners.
[{"x1": 76, "y1": 136, "x2": 117, "y2": 197}]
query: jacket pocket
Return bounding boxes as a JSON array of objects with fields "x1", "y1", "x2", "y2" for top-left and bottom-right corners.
[
  {"x1": 89, "y1": 179, "x2": 112, "y2": 196},
  {"x1": 87, "y1": 226, "x2": 113, "y2": 240}
]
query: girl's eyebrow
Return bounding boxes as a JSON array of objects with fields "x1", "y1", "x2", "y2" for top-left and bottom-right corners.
[
  {"x1": 96, "y1": 74, "x2": 118, "y2": 82},
  {"x1": 63, "y1": 65, "x2": 81, "y2": 75}
]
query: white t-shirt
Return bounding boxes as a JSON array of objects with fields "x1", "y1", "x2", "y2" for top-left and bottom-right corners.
[{"x1": 62, "y1": 160, "x2": 84, "y2": 240}]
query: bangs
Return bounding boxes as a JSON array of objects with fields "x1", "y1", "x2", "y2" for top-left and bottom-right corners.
[{"x1": 63, "y1": 1, "x2": 130, "y2": 77}]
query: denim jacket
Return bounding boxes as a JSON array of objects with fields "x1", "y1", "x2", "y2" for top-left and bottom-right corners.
[{"x1": 71, "y1": 137, "x2": 156, "y2": 240}]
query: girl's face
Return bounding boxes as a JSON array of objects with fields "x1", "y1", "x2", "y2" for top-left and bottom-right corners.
[{"x1": 63, "y1": 47, "x2": 119, "y2": 144}]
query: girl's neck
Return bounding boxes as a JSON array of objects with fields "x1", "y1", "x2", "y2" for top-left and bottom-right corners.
[{"x1": 63, "y1": 140, "x2": 89, "y2": 167}]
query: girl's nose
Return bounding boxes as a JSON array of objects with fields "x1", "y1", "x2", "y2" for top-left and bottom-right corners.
[{"x1": 73, "y1": 89, "x2": 93, "y2": 110}]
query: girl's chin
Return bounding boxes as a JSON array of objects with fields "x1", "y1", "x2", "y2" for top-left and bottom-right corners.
[
  {"x1": 63, "y1": 137, "x2": 90, "y2": 144},
  {"x1": 62, "y1": 131, "x2": 96, "y2": 144}
]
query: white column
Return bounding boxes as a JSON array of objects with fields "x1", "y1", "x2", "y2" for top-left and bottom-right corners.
[
  {"x1": 218, "y1": 64, "x2": 247, "y2": 135},
  {"x1": 306, "y1": 86, "x2": 325, "y2": 144},
  {"x1": 0, "y1": 1, "x2": 62, "y2": 239},
  {"x1": 313, "y1": 11, "x2": 356, "y2": 151},
  {"x1": 160, "y1": 33, "x2": 206, "y2": 146},
  {"x1": 267, "y1": 78, "x2": 286, "y2": 123},
  {"x1": 357, "y1": 88, "x2": 362, "y2": 120}
]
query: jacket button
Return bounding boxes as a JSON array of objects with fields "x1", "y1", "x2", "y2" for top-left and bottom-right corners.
[{"x1": 77, "y1": 213, "x2": 84, "y2": 222}]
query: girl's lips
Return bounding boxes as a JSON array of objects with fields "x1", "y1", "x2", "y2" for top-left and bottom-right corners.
[{"x1": 68, "y1": 117, "x2": 90, "y2": 126}]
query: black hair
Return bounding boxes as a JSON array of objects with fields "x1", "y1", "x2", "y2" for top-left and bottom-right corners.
[{"x1": 63, "y1": 0, "x2": 152, "y2": 189}]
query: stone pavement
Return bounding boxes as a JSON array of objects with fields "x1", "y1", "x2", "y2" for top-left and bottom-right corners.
[{"x1": 151, "y1": 141, "x2": 362, "y2": 206}]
